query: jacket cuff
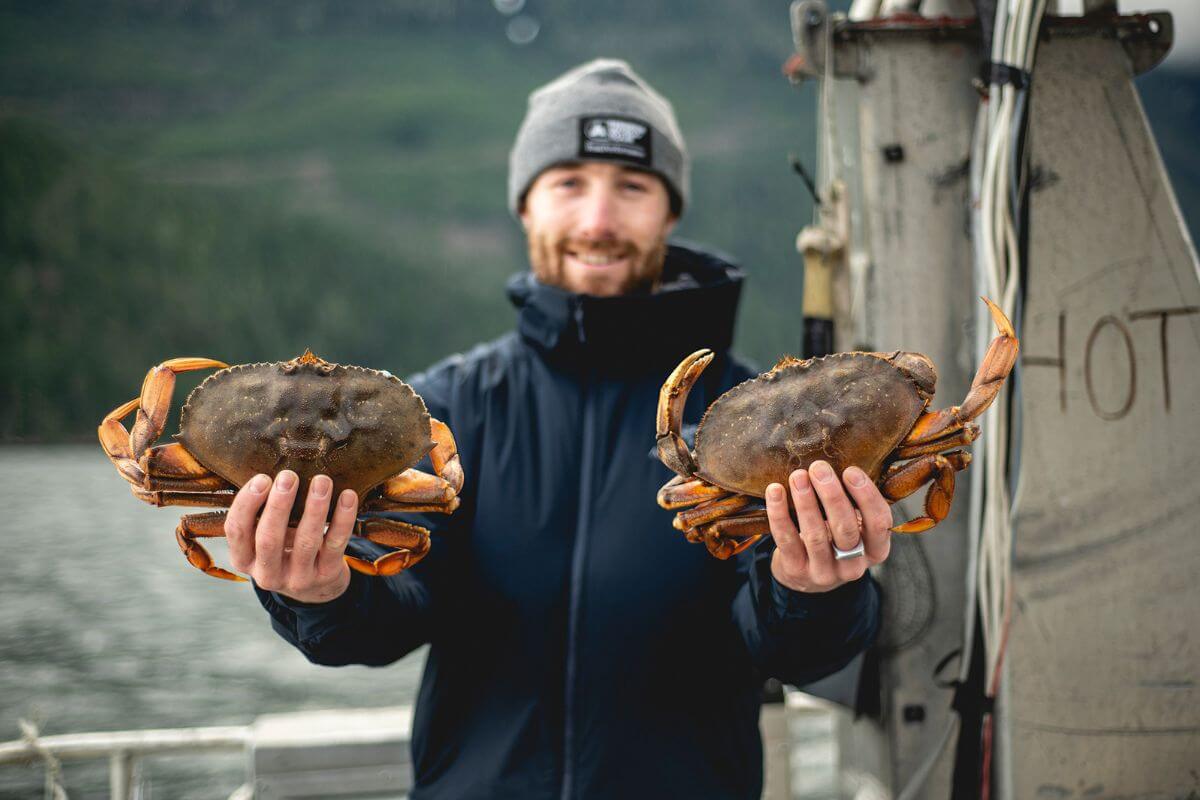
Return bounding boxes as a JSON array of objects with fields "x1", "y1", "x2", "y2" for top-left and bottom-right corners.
[
  {"x1": 769, "y1": 571, "x2": 875, "y2": 622},
  {"x1": 257, "y1": 572, "x2": 372, "y2": 644}
]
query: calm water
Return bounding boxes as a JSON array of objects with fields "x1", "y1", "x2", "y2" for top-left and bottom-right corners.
[{"x1": 0, "y1": 446, "x2": 425, "y2": 799}]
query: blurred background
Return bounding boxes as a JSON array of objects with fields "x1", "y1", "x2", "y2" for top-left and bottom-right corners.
[
  {"x1": 2, "y1": 0, "x2": 824, "y2": 444},
  {"x1": 2, "y1": 0, "x2": 1199, "y2": 441},
  {"x1": 1, "y1": 0, "x2": 1196, "y2": 796}
]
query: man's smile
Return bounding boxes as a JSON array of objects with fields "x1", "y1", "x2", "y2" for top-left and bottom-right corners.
[{"x1": 565, "y1": 249, "x2": 631, "y2": 269}]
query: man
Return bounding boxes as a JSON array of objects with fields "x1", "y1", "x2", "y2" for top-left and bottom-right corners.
[{"x1": 225, "y1": 59, "x2": 890, "y2": 799}]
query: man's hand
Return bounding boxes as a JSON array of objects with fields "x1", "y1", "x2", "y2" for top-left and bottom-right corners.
[
  {"x1": 764, "y1": 460, "x2": 892, "y2": 593},
  {"x1": 224, "y1": 470, "x2": 359, "y2": 604}
]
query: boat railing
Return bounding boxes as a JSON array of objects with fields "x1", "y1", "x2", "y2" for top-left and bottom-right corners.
[
  {"x1": 0, "y1": 694, "x2": 865, "y2": 799},
  {"x1": 0, "y1": 705, "x2": 414, "y2": 800},
  {"x1": 0, "y1": 719, "x2": 252, "y2": 799}
]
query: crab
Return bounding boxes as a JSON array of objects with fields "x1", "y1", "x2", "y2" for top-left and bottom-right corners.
[
  {"x1": 655, "y1": 298, "x2": 1018, "y2": 559},
  {"x1": 98, "y1": 350, "x2": 463, "y2": 581}
]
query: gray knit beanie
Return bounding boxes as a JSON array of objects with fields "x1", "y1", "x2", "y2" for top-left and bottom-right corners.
[{"x1": 508, "y1": 58, "x2": 689, "y2": 216}]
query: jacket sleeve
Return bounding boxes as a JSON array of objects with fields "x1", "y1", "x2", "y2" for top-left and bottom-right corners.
[
  {"x1": 252, "y1": 358, "x2": 464, "y2": 667},
  {"x1": 254, "y1": 566, "x2": 434, "y2": 666},
  {"x1": 731, "y1": 540, "x2": 881, "y2": 686}
]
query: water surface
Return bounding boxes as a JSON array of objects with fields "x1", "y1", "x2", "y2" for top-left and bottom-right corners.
[{"x1": 0, "y1": 446, "x2": 424, "y2": 798}]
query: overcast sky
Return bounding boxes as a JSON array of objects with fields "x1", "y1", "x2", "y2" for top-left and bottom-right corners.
[{"x1": 1057, "y1": 0, "x2": 1200, "y2": 68}]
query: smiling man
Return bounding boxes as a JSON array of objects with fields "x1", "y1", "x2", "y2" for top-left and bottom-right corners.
[
  {"x1": 522, "y1": 161, "x2": 673, "y2": 297},
  {"x1": 232, "y1": 59, "x2": 887, "y2": 800}
]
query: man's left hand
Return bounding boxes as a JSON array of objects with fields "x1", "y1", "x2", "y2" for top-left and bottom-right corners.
[{"x1": 764, "y1": 460, "x2": 892, "y2": 593}]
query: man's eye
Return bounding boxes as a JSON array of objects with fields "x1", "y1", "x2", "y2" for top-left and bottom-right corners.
[
  {"x1": 556, "y1": 177, "x2": 581, "y2": 189},
  {"x1": 621, "y1": 181, "x2": 649, "y2": 192}
]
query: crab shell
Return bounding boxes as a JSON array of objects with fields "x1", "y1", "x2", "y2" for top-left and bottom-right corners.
[
  {"x1": 690, "y1": 352, "x2": 934, "y2": 498},
  {"x1": 176, "y1": 355, "x2": 434, "y2": 512}
]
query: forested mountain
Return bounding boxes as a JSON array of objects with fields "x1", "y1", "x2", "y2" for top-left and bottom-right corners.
[{"x1": 2, "y1": 1, "x2": 1196, "y2": 440}]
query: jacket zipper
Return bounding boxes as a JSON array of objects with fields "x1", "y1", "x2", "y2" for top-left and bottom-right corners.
[{"x1": 560, "y1": 371, "x2": 595, "y2": 800}]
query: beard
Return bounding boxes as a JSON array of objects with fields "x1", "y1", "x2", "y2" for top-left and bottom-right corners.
[{"x1": 525, "y1": 228, "x2": 669, "y2": 297}]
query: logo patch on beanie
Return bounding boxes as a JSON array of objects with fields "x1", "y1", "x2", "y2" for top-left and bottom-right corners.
[{"x1": 579, "y1": 116, "x2": 652, "y2": 165}]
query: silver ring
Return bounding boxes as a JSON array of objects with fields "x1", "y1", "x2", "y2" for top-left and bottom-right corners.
[{"x1": 833, "y1": 541, "x2": 866, "y2": 560}]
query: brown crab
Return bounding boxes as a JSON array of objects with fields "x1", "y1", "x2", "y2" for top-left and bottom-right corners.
[
  {"x1": 656, "y1": 298, "x2": 1018, "y2": 559},
  {"x1": 99, "y1": 350, "x2": 463, "y2": 581}
]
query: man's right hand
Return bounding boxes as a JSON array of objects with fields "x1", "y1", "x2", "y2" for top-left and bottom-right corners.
[{"x1": 225, "y1": 470, "x2": 359, "y2": 604}]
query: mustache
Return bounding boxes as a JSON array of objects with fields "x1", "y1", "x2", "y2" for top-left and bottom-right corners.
[{"x1": 561, "y1": 239, "x2": 637, "y2": 257}]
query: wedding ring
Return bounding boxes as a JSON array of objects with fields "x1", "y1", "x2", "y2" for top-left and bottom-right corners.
[{"x1": 832, "y1": 541, "x2": 866, "y2": 560}]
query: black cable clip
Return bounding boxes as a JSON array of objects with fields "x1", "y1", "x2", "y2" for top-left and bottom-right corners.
[{"x1": 984, "y1": 61, "x2": 1032, "y2": 90}]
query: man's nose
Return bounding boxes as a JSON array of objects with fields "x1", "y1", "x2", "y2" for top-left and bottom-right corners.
[{"x1": 576, "y1": 187, "x2": 619, "y2": 240}]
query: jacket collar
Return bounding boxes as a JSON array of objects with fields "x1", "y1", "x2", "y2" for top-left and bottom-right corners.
[{"x1": 506, "y1": 243, "x2": 744, "y2": 372}]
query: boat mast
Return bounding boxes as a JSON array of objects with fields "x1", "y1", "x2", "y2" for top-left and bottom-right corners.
[{"x1": 789, "y1": 1, "x2": 1200, "y2": 796}]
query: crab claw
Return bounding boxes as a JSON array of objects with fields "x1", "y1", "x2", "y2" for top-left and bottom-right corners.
[
  {"x1": 905, "y1": 297, "x2": 1019, "y2": 446},
  {"x1": 982, "y1": 296, "x2": 1015, "y2": 337},
  {"x1": 656, "y1": 349, "x2": 713, "y2": 477}
]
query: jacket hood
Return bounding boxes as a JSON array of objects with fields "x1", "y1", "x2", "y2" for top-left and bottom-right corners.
[{"x1": 505, "y1": 243, "x2": 744, "y2": 372}]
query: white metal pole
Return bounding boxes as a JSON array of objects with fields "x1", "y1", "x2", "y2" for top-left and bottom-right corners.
[{"x1": 108, "y1": 751, "x2": 134, "y2": 800}]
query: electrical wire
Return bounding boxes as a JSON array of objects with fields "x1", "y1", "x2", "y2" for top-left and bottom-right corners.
[
  {"x1": 969, "y1": 0, "x2": 1047, "y2": 796},
  {"x1": 893, "y1": 1, "x2": 1043, "y2": 795}
]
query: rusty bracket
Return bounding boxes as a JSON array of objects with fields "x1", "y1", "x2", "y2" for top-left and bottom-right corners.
[{"x1": 785, "y1": 0, "x2": 831, "y2": 83}]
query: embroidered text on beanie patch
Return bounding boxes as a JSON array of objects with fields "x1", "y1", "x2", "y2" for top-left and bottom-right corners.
[{"x1": 578, "y1": 116, "x2": 652, "y2": 166}]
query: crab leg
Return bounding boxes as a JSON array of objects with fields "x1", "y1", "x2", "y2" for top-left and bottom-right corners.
[
  {"x1": 893, "y1": 423, "x2": 980, "y2": 459},
  {"x1": 656, "y1": 349, "x2": 714, "y2": 477},
  {"x1": 346, "y1": 518, "x2": 432, "y2": 576},
  {"x1": 362, "y1": 417, "x2": 463, "y2": 515},
  {"x1": 176, "y1": 512, "x2": 432, "y2": 581},
  {"x1": 903, "y1": 298, "x2": 1019, "y2": 446},
  {"x1": 129, "y1": 358, "x2": 229, "y2": 456},
  {"x1": 137, "y1": 443, "x2": 234, "y2": 493},
  {"x1": 697, "y1": 510, "x2": 770, "y2": 560},
  {"x1": 429, "y1": 418, "x2": 464, "y2": 495},
  {"x1": 175, "y1": 512, "x2": 246, "y2": 581},
  {"x1": 881, "y1": 451, "x2": 970, "y2": 533},
  {"x1": 98, "y1": 358, "x2": 227, "y2": 487},
  {"x1": 140, "y1": 442, "x2": 214, "y2": 478},
  {"x1": 99, "y1": 397, "x2": 147, "y2": 485},
  {"x1": 657, "y1": 475, "x2": 730, "y2": 510},
  {"x1": 673, "y1": 494, "x2": 753, "y2": 531},
  {"x1": 362, "y1": 485, "x2": 461, "y2": 515},
  {"x1": 144, "y1": 474, "x2": 233, "y2": 492},
  {"x1": 884, "y1": 449, "x2": 971, "y2": 484},
  {"x1": 133, "y1": 486, "x2": 236, "y2": 509},
  {"x1": 377, "y1": 468, "x2": 458, "y2": 505}
]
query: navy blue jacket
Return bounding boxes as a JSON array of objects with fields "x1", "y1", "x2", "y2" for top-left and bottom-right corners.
[{"x1": 256, "y1": 244, "x2": 880, "y2": 800}]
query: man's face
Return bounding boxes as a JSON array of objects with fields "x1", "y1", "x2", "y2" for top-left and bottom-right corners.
[{"x1": 520, "y1": 161, "x2": 678, "y2": 297}]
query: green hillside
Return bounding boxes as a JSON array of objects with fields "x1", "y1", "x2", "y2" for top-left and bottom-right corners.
[
  {"x1": 2, "y1": 2, "x2": 1197, "y2": 441},
  {"x1": 0, "y1": 2, "x2": 819, "y2": 441}
]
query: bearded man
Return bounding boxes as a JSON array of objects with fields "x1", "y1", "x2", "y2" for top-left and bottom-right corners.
[{"x1": 226, "y1": 59, "x2": 890, "y2": 800}]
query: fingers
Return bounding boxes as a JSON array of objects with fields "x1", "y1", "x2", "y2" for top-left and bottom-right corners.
[
  {"x1": 809, "y1": 461, "x2": 875, "y2": 582},
  {"x1": 314, "y1": 489, "x2": 358, "y2": 580},
  {"x1": 287, "y1": 475, "x2": 333, "y2": 574},
  {"x1": 252, "y1": 470, "x2": 300, "y2": 588},
  {"x1": 790, "y1": 468, "x2": 837, "y2": 585},
  {"x1": 222, "y1": 470, "x2": 356, "y2": 601},
  {"x1": 769, "y1": 461, "x2": 889, "y2": 593},
  {"x1": 225, "y1": 474, "x2": 271, "y2": 574},
  {"x1": 764, "y1": 482, "x2": 807, "y2": 572},
  {"x1": 843, "y1": 466, "x2": 893, "y2": 564},
  {"x1": 808, "y1": 461, "x2": 860, "y2": 553}
]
